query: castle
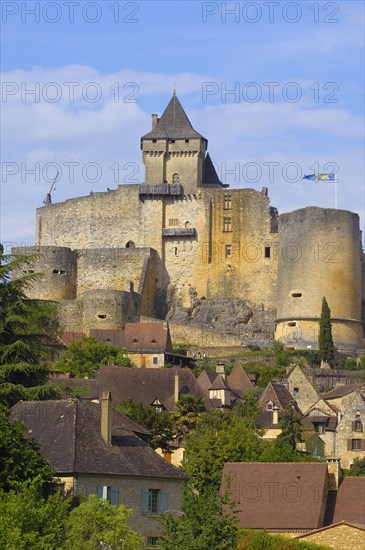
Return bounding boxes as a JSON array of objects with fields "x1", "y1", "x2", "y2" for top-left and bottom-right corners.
[{"x1": 14, "y1": 93, "x2": 365, "y2": 353}]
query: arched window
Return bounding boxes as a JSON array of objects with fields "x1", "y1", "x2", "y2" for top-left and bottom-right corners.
[
  {"x1": 126, "y1": 240, "x2": 135, "y2": 248},
  {"x1": 173, "y1": 173, "x2": 180, "y2": 184}
]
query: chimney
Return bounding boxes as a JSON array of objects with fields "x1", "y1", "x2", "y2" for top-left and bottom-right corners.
[
  {"x1": 101, "y1": 391, "x2": 112, "y2": 446},
  {"x1": 273, "y1": 405, "x2": 279, "y2": 425},
  {"x1": 152, "y1": 114, "x2": 159, "y2": 129},
  {"x1": 327, "y1": 458, "x2": 341, "y2": 491},
  {"x1": 174, "y1": 372, "x2": 179, "y2": 404},
  {"x1": 216, "y1": 361, "x2": 226, "y2": 379}
]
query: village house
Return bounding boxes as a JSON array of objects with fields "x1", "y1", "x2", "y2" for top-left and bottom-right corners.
[{"x1": 11, "y1": 394, "x2": 189, "y2": 547}]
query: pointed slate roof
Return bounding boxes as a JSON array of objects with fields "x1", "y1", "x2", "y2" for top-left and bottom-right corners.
[
  {"x1": 141, "y1": 93, "x2": 206, "y2": 141},
  {"x1": 202, "y1": 153, "x2": 226, "y2": 187},
  {"x1": 209, "y1": 374, "x2": 230, "y2": 391},
  {"x1": 227, "y1": 363, "x2": 254, "y2": 396}
]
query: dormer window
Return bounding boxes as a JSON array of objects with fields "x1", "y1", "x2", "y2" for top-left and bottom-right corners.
[{"x1": 266, "y1": 400, "x2": 274, "y2": 411}]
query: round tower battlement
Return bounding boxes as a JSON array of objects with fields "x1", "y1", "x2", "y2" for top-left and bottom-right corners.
[
  {"x1": 275, "y1": 207, "x2": 362, "y2": 351},
  {"x1": 12, "y1": 246, "x2": 76, "y2": 302}
]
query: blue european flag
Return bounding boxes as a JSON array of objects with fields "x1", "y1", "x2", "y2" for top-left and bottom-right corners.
[
  {"x1": 315, "y1": 173, "x2": 336, "y2": 181},
  {"x1": 302, "y1": 173, "x2": 336, "y2": 182}
]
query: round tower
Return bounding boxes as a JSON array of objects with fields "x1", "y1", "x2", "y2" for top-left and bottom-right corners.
[
  {"x1": 275, "y1": 207, "x2": 363, "y2": 352},
  {"x1": 12, "y1": 246, "x2": 76, "y2": 302}
]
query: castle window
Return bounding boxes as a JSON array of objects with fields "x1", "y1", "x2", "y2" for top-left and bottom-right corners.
[
  {"x1": 52, "y1": 269, "x2": 66, "y2": 275},
  {"x1": 172, "y1": 173, "x2": 180, "y2": 184},
  {"x1": 225, "y1": 245, "x2": 232, "y2": 258},
  {"x1": 223, "y1": 217, "x2": 232, "y2": 232},
  {"x1": 265, "y1": 246, "x2": 271, "y2": 258},
  {"x1": 224, "y1": 193, "x2": 232, "y2": 210},
  {"x1": 152, "y1": 139, "x2": 157, "y2": 143},
  {"x1": 291, "y1": 292, "x2": 302, "y2": 298},
  {"x1": 171, "y1": 139, "x2": 175, "y2": 143},
  {"x1": 293, "y1": 387, "x2": 299, "y2": 397},
  {"x1": 169, "y1": 218, "x2": 179, "y2": 227},
  {"x1": 174, "y1": 247, "x2": 178, "y2": 256},
  {"x1": 98, "y1": 314, "x2": 107, "y2": 319},
  {"x1": 22, "y1": 269, "x2": 34, "y2": 274},
  {"x1": 185, "y1": 139, "x2": 189, "y2": 143},
  {"x1": 288, "y1": 322, "x2": 297, "y2": 327},
  {"x1": 126, "y1": 240, "x2": 135, "y2": 248}
]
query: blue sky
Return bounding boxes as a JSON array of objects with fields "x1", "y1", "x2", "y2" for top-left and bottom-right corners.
[{"x1": 1, "y1": 0, "x2": 364, "y2": 249}]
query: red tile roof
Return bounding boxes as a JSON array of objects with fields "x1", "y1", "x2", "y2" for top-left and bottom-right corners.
[{"x1": 221, "y1": 462, "x2": 328, "y2": 530}]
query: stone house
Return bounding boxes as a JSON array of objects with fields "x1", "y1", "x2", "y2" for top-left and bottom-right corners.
[
  {"x1": 259, "y1": 381, "x2": 298, "y2": 413},
  {"x1": 196, "y1": 363, "x2": 254, "y2": 409},
  {"x1": 295, "y1": 522, "x2": 365, "y2": 550},
  {"x1": 321, "y1": 382, "x2": 365, "y2": 413},
  {"x1": 286, "y1": 365, "x2": 323, "y2": 415},
  {"x1": 11, "y1": 395, "x2": 189, "y2": 546},
  {"x1": 330, "y1": 391, "x2": 365, "y2": 469}
]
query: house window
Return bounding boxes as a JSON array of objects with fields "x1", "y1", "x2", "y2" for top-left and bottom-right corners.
[
  {"x1": 223, "y1": 217, "x2": 232, "y2": 232},
  {"x1": 52, "y1": 269, "x2": 66, "y2": 275},
  {"x1": 265, "y1": 246, "x2": 271, "y2": 258},
  {"x1": 171, "y1": 139, "x2": 175, "y2": 144},
  {"x1": 225, "y1": 245, "x2": 232, "y2": 259},
  {"x1": 147, "y1": 537, "x2": 159, "y2": 547},
  {"x1": 141, "y1": 489, "x2": 168, "y2": 515},
  {"x1": 351, "y1": 439, "x2": 363, "y2": 451},
  {"x1": 153, "y1": 357, "x2": 158, "y2": 365},
  {"x1": 293, "y1": 387, "x2": 299, "y2": 398},
  {"x1": 154, "y1": 405, "x2": 163, "y2": 414},
  {"x1": 266, "y1": 400, "x2": 274, "y2": 411},
  {"x1": 96, "y1": 485, "x2": 119, "y2": 505},
  {"x1": 152, "y1": 139, "x2": 157, "y2": 143},
  {"x1": 354, "y1": 420, "x2": 363, "y2": 432},
  {"x1": 172, "y1": 173, "x2": 179, "y2": 184},
  {"x1": 224, "y1": 193, "x2": 232, "y2": 210}
]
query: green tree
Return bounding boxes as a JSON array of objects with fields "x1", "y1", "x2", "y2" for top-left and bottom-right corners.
[
  {"x1": 318, "y1": 297, "x2": 335, "y2": 364},
  {"x1": 0, "y1": 247, "x2": 62, "y2": 405},
  {"x1": 117, "y1": 399, "x2": 175, "y2": 452},
  {"x1": 54, "y1": 336, "x2": 133, "y2": 378},
  {"x1": 0, "y1": 404, "x2": 54, "y2": 492},
  {"x1": 158, "y1": 484, "x2": 238, "y2": 550},
  {"x1": 0, "y1": 479, "x2": 70, "y2": 550},
  {"x1": 173, "y1": 393, "x2": 206, "y2": 438},
  {"x1": 348, "y1": 457, "x2": 365, "y2": 476},
  {"x1": 272, "y1": 340, "x2": 290, "y2": 367},
  {"x1": 64, "y1": 495, "x2": 144, "y2": 550},
  {"x1": 182, "y1": 410, "x2": 265, "y2": 492},
  {"x1": 276, "y1": 405, "x2": 304, "y2": 452}
]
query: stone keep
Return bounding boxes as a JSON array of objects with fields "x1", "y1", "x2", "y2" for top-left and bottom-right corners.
[{"x1": 13, "y1": 94, "x2": 365, "y2": 352}]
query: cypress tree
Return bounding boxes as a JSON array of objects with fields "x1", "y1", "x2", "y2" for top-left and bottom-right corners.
[{"x1": 318, "y1": 297, "x2": 335, "y2": 364}]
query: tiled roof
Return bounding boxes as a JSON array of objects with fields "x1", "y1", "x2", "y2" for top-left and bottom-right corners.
[
  {"x1": 11, "y1": 399, "x2": 188, "y2": 480},
  {"x1": 90, "y1": 322, "x2": 173, "y2": 352},
  {"x1": 227, "y1": 364, "x2": 254, "y2": 396},
  {"x1": 328, "y1": 478, "x2": 365, "y2": 527},
  {"x1": 196, "y1": 371, "x2": 218, "y2": 394},
  {"x1": 98, "y1": 366, "x2": 210, "y2": 411},
  {"x1": 141, "y1": 94, "x2": 206, "y2": 141},
  {"x1": 221, "y1": 462, "x2": 328, "y2": 530},
  {"x1": 321, "y1": 383, "x2": 365, "y2": 400},
  {"x1": 256, "y1": 410, "x2": 282, "y2": 428}
]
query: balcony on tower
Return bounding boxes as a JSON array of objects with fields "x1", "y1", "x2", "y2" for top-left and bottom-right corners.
[
  {"x1": 162, "y1": 227, "x2": 196, "y2": 238},
  {"x1": 139, "y1": 183, "x2": 183, "y2": 197}
]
